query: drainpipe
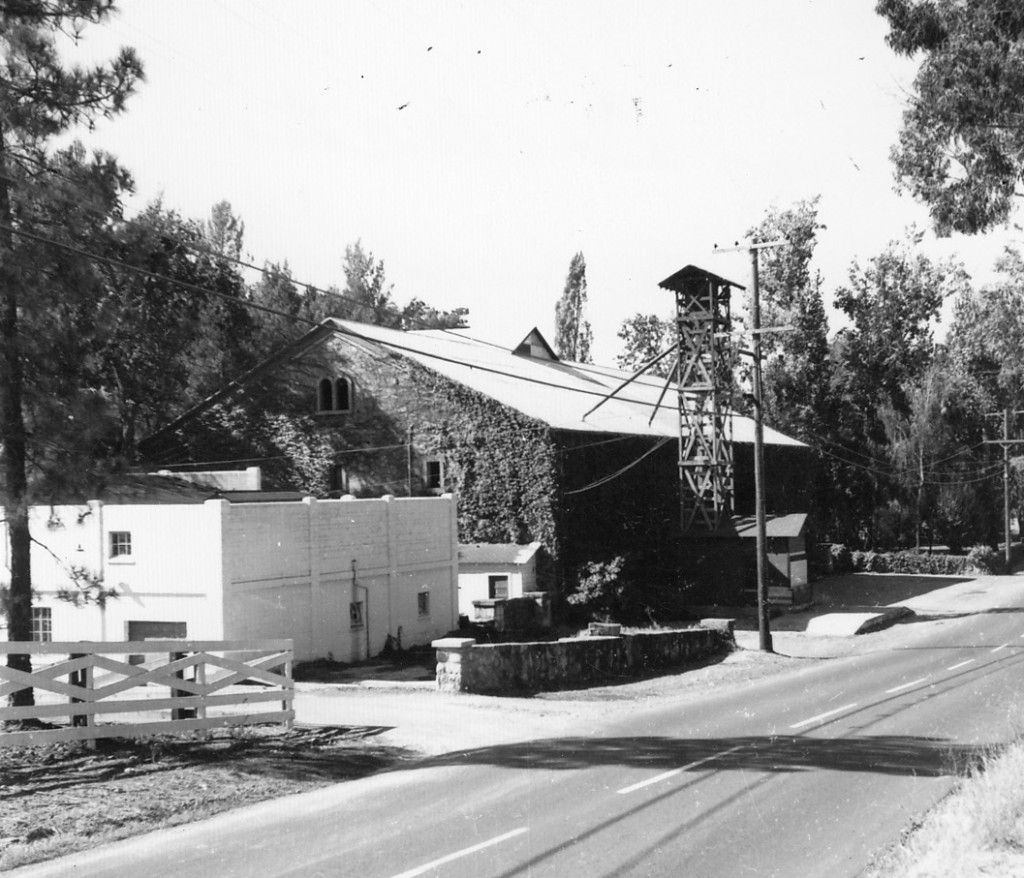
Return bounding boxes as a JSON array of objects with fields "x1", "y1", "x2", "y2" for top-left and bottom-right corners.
[{"x1": 352, "y1": 559, "x2": 370, "y2": 661}]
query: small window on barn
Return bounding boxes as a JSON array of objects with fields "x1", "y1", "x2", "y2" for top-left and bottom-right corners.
[
  {"x1": 109, "y1": 531, "x2": 132, "y2": 560},
  {"x1": 316, "y1": 376, "x2": 353, "y2": 413},
  {"x1": 424, "y1": 458, "x2": 444, "y2": 494},
  {"x1": 317, "y1": 378, "x2": 333, "y2": 412},
  {"x1": 334, "y1": 377, "x2": 352, "y2": 412},
  {"x1": 350, "y1": 600, "x2": 364, "y2": 628},
  {"x1": 417, "y1": 591, "x2": 430, "y2": 617},
  {"x1": 488, "y1": 575, "x2": 509, "y2": 600},
  {"x1": 31, "y1": 607, "x2": 52, "y2": 643}
]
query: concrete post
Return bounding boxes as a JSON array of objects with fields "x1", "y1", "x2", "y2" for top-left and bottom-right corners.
[{"x1": 433, "y1": 637, "x2": 476, "y2": 693}]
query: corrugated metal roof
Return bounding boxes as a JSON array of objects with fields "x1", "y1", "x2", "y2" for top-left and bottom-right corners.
[{"x1": 327, "y1": 319, "x2": 805, "y2": 447}]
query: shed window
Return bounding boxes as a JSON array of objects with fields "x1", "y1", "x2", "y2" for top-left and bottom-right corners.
[
  {"x1": 316, "y1": 376, "x2": 353, "y2": 413},
  {"x1": 488, "y1": 575, "x2": 509, "y2": 600},
  {"x1": 109, "y1": 531, "x2": 132, "y2": 559},
  {"x1": 417, "y1": 591, "x2": 430, "y2": 617}
]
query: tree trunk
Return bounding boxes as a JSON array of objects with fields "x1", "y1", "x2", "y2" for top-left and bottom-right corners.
[{"x1": 0, "y1": 131, "x2": 35, "y2": 707}]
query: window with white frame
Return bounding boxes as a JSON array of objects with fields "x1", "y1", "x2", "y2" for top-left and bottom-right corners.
[
  {"x1": 417, "y1": 591, "x2": 430, "y2": 617},
  {"x1": 109, "y1": 531, "x2": 132, "y2": 559},
  {"x1": 316, "y1": 375, "x2": 353, "y2": 413},
  {"x1": 31, "y1": 607, "x2": 52, "y2": 642},
  {"x1": 350, "y1": 600, "x2": 364, "y2": 628}
]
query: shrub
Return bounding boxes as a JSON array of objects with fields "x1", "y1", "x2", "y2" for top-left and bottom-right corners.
[
  {"x1": 829, "y1": 544, "x2": 853, "y2": 573},
  {"x1": 567, "y1": 557, "x2": 627, "y2": 622},
  {"x1": 966, "y1": 544, "x2": 1003, "y2": 575}
]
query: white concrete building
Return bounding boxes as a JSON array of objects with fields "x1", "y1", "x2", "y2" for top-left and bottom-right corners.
[{"x1": 1, "y1": 487, "x2": 459, "y2": 662}]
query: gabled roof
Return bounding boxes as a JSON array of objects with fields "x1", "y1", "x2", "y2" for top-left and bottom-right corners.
[
  {"x1": 658, "y1": 264, "x2": 745, "y2": 293},
  {"x1": 512, "y1": 327, "x2": 559, "y2": 361},
  {"x1": 145, "y1": 318, "x2": 806, "y2": 449}
]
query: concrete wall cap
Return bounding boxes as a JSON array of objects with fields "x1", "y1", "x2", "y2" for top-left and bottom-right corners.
[{"x1": 432, "y1": 637, "x2": 476, "y2": 649}]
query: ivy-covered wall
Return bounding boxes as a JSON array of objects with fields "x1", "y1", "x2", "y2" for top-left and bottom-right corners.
[
  {"x1": 144, "y1": 331, "x2": 812, "y2": 606},
  {"x1": 144, "y1": 335, "x2": 563, "y2": 570}
]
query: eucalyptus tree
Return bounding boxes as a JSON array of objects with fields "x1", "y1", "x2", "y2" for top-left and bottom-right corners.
[{"x1": 878, "y1": 0, "x2": 1024, "y2": 234}]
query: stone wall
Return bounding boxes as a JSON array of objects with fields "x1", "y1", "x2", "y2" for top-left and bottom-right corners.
[{"x1": 433, "y1": 620, "x2": 734, "y2": 694}]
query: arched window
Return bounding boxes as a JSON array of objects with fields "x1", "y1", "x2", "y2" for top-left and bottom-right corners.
[
  {"x1": 334, "y1": 377, "x2": 352, "y2": 412},
  {"x1": 316, "y1": 375, "x2": 354, "y2": 413},
  {"x1": 317, "y1": 378, "x2": 334, "y2": 413}
]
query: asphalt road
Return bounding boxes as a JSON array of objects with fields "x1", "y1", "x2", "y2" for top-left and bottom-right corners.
[{"x1": 12, "y1": 594, "x2": 1024, "y2": 878}]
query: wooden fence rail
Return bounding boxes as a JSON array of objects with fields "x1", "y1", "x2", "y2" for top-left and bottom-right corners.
[{"x1": 0, "y1": 640, "x2": 294, "y2": 748}]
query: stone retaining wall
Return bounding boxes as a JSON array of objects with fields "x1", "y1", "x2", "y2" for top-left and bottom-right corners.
[{"x1": 433, "y1": 620, "x2": 734, "y2": 694}]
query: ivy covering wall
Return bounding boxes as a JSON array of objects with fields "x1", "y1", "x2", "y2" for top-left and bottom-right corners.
[{"x1": 405, "y1": 363, "x2": 561, "y2": 559}]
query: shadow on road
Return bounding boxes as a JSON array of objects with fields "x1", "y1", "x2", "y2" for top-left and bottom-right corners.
[
  {"x1": 813, "y1": 574, "x2": 973, "y2": 609},
  {"x1": 423, "y1": 733, "x2": 980, "y2": 779}
]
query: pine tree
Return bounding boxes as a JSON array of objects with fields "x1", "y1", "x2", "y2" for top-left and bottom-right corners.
[
  {"x1": 0, "y1": 1, "x2": 142, "y2": 705},
  {"x1": 554, "y1": 252, "x2": 593, "y2": 363}
]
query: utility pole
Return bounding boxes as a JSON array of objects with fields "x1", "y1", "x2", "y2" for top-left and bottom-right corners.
[
  {"x1": 984, "y1": 409, "x2": 1024, "y2": 567},
  {"x1": 715, "y1": 239, "x2": 786, "y2": 653}
]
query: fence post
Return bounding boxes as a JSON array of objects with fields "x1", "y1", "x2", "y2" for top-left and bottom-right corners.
[
  {"x1": 195, "y1": 658, "x2": 207, "y2": 723},
  {"x1": 282, "y1": 652, "x2": 293, "y2": 730},
  {"x1": 68, "y1": 652, "x2": 96, "y2": 750},
  {"x1": 170, "y1": 651, "x2": 196, "y2": 721}
]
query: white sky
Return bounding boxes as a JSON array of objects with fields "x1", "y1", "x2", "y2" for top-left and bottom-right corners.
[{"x1": 68, "y1": 0, "x2": 1016, "y2": 363}]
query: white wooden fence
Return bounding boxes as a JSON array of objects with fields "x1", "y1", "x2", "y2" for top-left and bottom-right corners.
[{"x1": 0, "y1": 640, "x2": 294, "y2": 748}]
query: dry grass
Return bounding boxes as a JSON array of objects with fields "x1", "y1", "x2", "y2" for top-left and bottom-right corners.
[
  {"x1": 862, "y1": 739, "x2": 1024, "y2": 878},
  {"x1": 0, "y1": 725, "x2": 416, "y2": 871}
]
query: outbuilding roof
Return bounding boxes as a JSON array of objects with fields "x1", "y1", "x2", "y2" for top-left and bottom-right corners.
[
  {"x1": 732, "y1": 513, "x2": 809, "y2": 539},
  {"x1": 459, "y1": 542, "x2": 543, "y2": 566}
]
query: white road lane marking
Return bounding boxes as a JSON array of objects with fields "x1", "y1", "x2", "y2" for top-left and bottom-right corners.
[
  {"x1": 387, "y1": 828, "x2": 529, "y2": 878},
  {"x1": 947, "y1": 659, "x2": 975, "y2": 671},
  {"x1": 617, "y1": 745, "x2": 746, "y2": 795},
  {"x1": 790, "y1": 703, "x2": 858, "y2": 729},
  {"x1": 885, "y1": 678, "x2": 928, "y2": 694},
  {"x1": 991, "y1": 644, "x2": 1010, "y2": 653}
]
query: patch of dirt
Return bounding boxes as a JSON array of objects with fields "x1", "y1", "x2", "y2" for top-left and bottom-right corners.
[{"x1": 0, "y1": 725, "x2": 417, "y2": 871}]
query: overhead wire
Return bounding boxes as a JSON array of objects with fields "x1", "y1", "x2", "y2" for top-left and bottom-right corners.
[
  {"x1": 0, "y1": 164, "x2": 467, "y2": 332},
  {"x1": 3, "y1": 166, "x2": 1015, "y2": 494}
]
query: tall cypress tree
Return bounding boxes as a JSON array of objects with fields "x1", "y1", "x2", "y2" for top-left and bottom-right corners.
[
  {"x1": 0, "y1": 2, "x2": 142, "y2": 705},
  {"x1": 554, "y1": 251, "x2": 593, "y2": 363}
]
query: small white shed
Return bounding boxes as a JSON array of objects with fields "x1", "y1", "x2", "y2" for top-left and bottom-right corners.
[{"x1": 457, "y1": 542, "x2": 544, "y2": 621}]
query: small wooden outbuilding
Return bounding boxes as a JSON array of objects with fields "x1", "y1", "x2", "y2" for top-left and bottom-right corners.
[{"x1": 734, "y1": 513, "x2": 810, "y2": 606}]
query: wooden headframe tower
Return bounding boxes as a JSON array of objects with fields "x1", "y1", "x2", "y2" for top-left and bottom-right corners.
[{"x1": 658, "y1": 265, "x2": 743, "y2": 531}]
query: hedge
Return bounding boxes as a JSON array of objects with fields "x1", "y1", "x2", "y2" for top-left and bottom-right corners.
[{"x1": 824, "y1": 544, "x2": 1007, "y2": 576}]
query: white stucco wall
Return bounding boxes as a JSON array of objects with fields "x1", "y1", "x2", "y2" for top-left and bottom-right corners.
[
  {"x1": 3, "y1": 493, "x2": 459, "y2": 662},
  {"x1": 221, "y1": 494, "x2": 459, "y2": 661},
  {"x1": 0, "y1": 500, "x2": 225, "y2": 643}
]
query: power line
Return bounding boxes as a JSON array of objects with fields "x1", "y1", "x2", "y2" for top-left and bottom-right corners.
[
  {"x1": 563, "y1": 438, "x2": 673, "y2": 495},
  {"x1": 0, "y1": 221, "x2": 322, "y2": 328},
  {"x1": 0, "y1": 165, "x2": 467, "y2": 332}
]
